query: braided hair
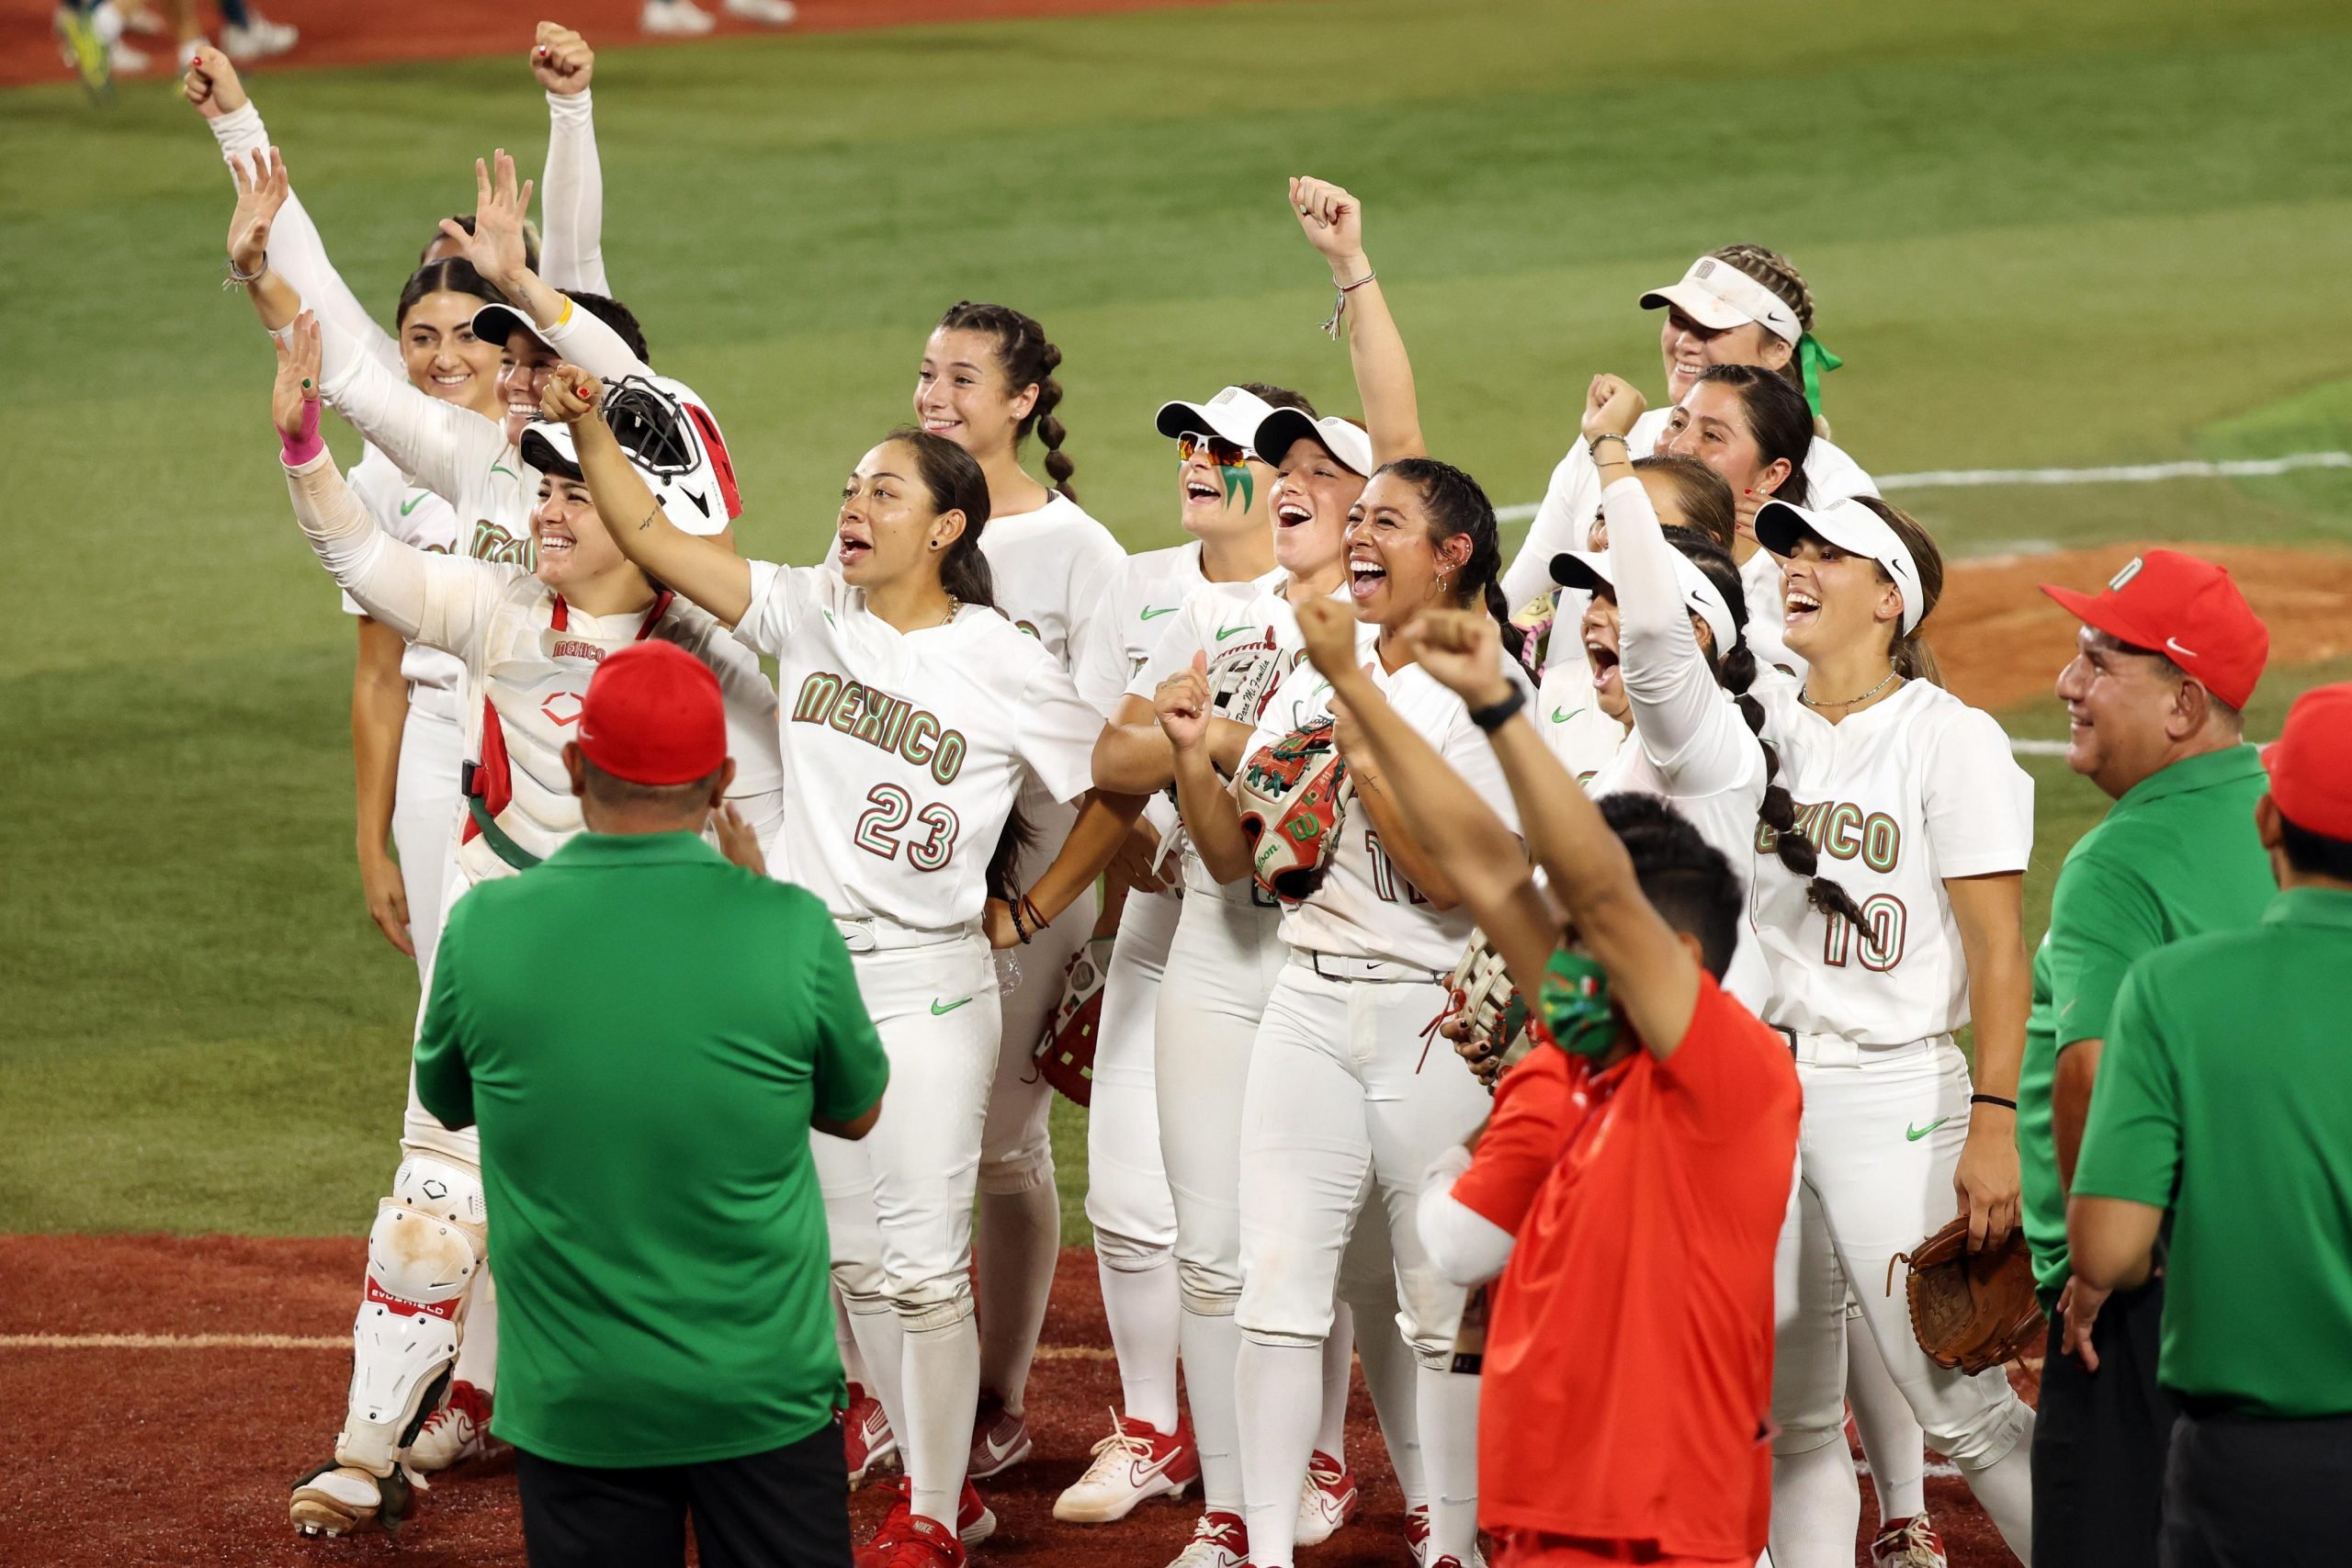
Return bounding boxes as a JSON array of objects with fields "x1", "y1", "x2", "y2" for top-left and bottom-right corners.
[
  {"x1": 1707, "y1": 243, "x2": 1833, "y2": 438},
  {"x1": 1375, "y1": 457, "x2": 1525, "y2": 666},
  {"x1": 1664, "y1": 525, "x2": 1871, "y2": 941},
  {"x1": 936, "y1": 301, "x2": 1079, "y2": 502}
]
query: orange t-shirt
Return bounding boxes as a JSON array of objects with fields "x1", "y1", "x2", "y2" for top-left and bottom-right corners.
[
  {"x1": 1451, "y1": 1043, "x2": 1577, "y2": 1235},
  {"x1": 1468, "y1": 972, "x2": 1800, "y2": 1561}
]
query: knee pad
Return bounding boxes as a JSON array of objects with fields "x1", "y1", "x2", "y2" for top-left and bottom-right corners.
[
  {"x1": 1092, "y1": 1224, "x2": 1172, "y2": 1275},
  {"x1": 977, "y1": 1141, "x2": 1053, "y2": 1198},
  {"x1": 341, "y1": 1155, "x2": 487, "y2": 1473}
]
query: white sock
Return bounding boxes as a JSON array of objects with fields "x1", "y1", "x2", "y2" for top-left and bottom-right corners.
[
  {"x1": 902, "y1": 1315, "x2": 981, "y2": 1528},
  {"x1": 1958, "y1": 1410, "x2": 2036, "y2": 1561},
  {"x1": 1352, "y1": 1303, "x2": 1422, "y2": 1507},
  {"x1": 845, "y1": 1304, "x2": 908, "y2": 1447},
  {"x1": 1100, "y1": 1247, "x2": 1182, "y2": 1435},
  {"x1": 1770, "y1": 1439, "x2": 1860, "y2": 1568},
  {"x1": 1236, "y1": 1337, "x2": 1321, "y2": 1568},
  {"x1": 834, "y1": 1286, "x2": 869, "y2": 1391},
  {"x1": 1846, "y1": 1327, "x2": 1925, "y2": 1520},
  {"x1": 450, "y1": 1263, "x2": 498, "y2": 1392},
  {"x1": 1417, "y1": 1364, "x2": 1480, "y2": 1562},
  {"x1": 976, "y1": 1184, "x2": 1060, "y2": 1413},
  {"x1": 1181, "y1": 1308, "x2": 1246, "y2": 1512},
  {"x1": 1315, "y1": 1303, "x2": 1352, "y2": 1460}
]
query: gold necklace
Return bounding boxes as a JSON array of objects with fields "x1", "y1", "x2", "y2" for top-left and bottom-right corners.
[
  {"x1": 939, "y1": 595, "x2": 961, "y2": 627},
  {"x1": 1800, "y1": 664, "x2": 1901, "y2": 711}
]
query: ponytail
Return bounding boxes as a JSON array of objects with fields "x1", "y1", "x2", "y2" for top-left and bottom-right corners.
[
  {"x1": 1377, "y1": 456, "x2": 1526, "y2": 666},
  {"x1": 936, "y1": 301, "x2": 1080, "y2": 503}
]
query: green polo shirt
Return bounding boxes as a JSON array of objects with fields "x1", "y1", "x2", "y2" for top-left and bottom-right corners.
[
  {"x1": 414, "y1": 831, "x2": 889, "y2": 1468},
  {"x1": 2018, "y1": 745, "x2": 2272, "y2": 1295},
  {"x1": 2074, "y1": 888, "x2": 2352, "y2": 1416}
]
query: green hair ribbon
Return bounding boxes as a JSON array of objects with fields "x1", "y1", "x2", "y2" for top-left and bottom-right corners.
[
  {"x1": 1536, "y1": 948, "x2": 1619, "y2": 1060},
  {"x1": 1796, "y1": 331, "x2": 1843, "y2": 421}
]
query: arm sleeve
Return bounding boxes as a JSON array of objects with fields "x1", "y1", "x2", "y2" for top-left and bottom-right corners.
[
  {"x1": 1921, "y1": 705, "x2": 2035, "y2": 879},
  {"x1": 2045, "y1": 848, "x2": 2166, "y2": 1050},
  {"x1": 1605, "y1": 475, "x2": 1751, "y2": 790},
  {"x1": 537, "y1": 89, "x2": 608, "y2": 295},
  {"x1": 537, "y1": 294, "x2": 653, "y2": 382},
  {"x1": 1418, "y1": 1142, "x2": 1521, "y2": 1287},
  {"x1": 315, "y1": 315, "x2": 506, "y2": 507},
  {"x1": 1658, "y1": 974, "x2": 1804, "y2": 1143},
  {"x1": 1500, "y1": 443, "x2": 1600, "y2": 608},
  {"x1": 285, "y1": 448, "x2": 504, "y2": 654},
  {"x1": 2069, "y1": 964, "x2": 2183, "y2": 1207},
  {"x1": 1014, "y1": 656, "x2": 1109, "y2": 805},
  {"x1": 412, "y1": 897, "x2": 480, "y2": 1131},
  {"x1": 803, "y1": 898, "x2": 891, "y2": 1125}
]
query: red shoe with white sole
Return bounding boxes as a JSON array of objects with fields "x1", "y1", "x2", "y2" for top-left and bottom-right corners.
[
  {"x1": 1871, "y1": 1514, "x2": 1950, "y2": 1567},
  {"x1": 967, "y1": 1389, "x2": 1033, "y2": 1480},
  {"x1": 1295, "y1": 1449, "x2": 1359, "y2": 1545},
  {"x1": 407, "y1": 1380, "x2": 496, "y2": 1472},
  {"x1": 842, "y1": 1382, "x2": 899, "y2": 1488},
  {"x1": 1052, "y1": 1409, "x2": 1198, "y2": 1523},
  {"x1": 1166, "y1": 1508, "x2": 1250, "y2": 1568}
]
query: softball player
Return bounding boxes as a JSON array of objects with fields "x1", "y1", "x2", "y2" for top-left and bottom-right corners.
[
  {"x1": 1160, "y1": 457, "x2": 1528, "y2": 1568},
  {"x1": 1499, "y1": 245, "x2": 1878, "y2": 613},
  {"x1": 1048, "y1": 382, "x2": 1306, "y2": 1523},
  {"x1": 1743, "y1": 496, "x2": 2038, "y2": 1567},
  {"x1": 904, "y1": 301, "x2": 1126, "y2": 1473},
  {"x1": 1101, "y1": 404, "x2": 1430, "y2": 1568},
  {"x1": 552, "y1": 371, "x2": 1143, "y2": 1568},
  {"x1": 262, "y1": 321, "x2": 784, "y2": 1538}
]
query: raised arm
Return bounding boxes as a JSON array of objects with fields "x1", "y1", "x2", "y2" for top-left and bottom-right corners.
[
  {"x1": 188, "y1": 50, "x2": 400, "y2": 375},
  {"x1": 531, "y1": 24, "x2": 609, "y2": 295},
  {"x1": 1156, "y1": 654, "x2": 1253, "y2": 886},
  {"x1": 1290, "y1": 176, "x2": 1424, "y2": 464},
  {"x1": 1401, "y1": 607, "x2": 1703, "y2": 1059},
  {"x1": 543, "y1": 367, "x2": 752, "y2": 625},
  {"x1": 448, "y1": 150, "x2": 650, "y2": 382}
]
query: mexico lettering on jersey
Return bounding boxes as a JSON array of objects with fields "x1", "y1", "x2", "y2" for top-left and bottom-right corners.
[
  {"x1": 1748, "y1": 680, "x2": 2032, "y2": 1044},
  {"x1": 1243, "y1": 649, "x2": 1527, "y2": 973},
  {"x1": 736, "y1": 560, "x2": 1102, "y2": 933}
]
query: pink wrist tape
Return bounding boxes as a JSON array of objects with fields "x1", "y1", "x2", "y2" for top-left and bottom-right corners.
[{"x1": 279, "y1": 393, "x2": 323, "y2": 467}]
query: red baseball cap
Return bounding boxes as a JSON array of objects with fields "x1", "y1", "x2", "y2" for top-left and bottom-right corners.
[
  {"x1": 2040, "y1": 549, "x2": 2269, "y2": 710},
  {"x1": 577, "y1": 642, "x2": 727, "y2": 785},
  {"x1": 2266, "y1": 682, "x2": 2352, "y2": 840}
]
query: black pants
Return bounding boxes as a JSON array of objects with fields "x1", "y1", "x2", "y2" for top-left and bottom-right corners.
[
  {"x1": 2160, "y1": 1405, "x2": 2352, "y2": 1568},
  {"x1": 2030, "y1": 1278, "x2": 2177, "y2": 1566},
  {"x1": 514, "y1": 1421, "x2": 851, "y2": 1568}
]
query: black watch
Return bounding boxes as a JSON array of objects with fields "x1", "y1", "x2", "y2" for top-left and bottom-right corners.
[{"x1": 1467, "y1": 685, "x2": 1526, "y2": 732}]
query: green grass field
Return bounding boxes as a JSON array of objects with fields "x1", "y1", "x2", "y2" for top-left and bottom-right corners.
[{"x1": 4, "y1": 0, "x2": 2347, "y2": 1240}]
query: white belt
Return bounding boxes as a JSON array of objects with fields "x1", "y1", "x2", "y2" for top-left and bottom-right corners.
[
  {"x1": 831, "y1": 917, "x2": 975, "y2": 955},
  {"x1": 407, "y1": 682, "x2": 462, "y2": 724},
  {"x1": 1294, "y1": 951, "x2": 1443, "y2": 986},
  {"x1": 1774, "y1": 1028, "x2": 1951, "y2": 1068}
]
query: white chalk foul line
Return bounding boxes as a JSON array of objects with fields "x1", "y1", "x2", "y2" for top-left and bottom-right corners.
[
  {"x1": 1496, "y1": 450, "x2": 2352, "y2": 524},
  {"x1": 0, "y1": 1332, "x2": 1118, "y2": 1360}
]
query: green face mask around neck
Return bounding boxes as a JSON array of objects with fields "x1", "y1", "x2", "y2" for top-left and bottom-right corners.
[{"x1": 1537, "y1": 948, "x2": 1621, "y2": 1060}]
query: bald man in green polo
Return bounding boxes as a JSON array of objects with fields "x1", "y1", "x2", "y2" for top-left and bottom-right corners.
[{"x1": 414, "y1": 641, "x2": 889, "y2": 1568}]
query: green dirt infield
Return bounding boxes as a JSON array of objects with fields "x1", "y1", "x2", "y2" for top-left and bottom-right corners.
[{"x1": 4, "y1": 0, "x2": 2350, "y2": 1240}]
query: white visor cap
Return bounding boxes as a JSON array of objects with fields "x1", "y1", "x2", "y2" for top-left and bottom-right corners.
[
  {"x1": 1638, "y1": 256, "x2": 1803, "y2": 346},
  {"x1": 1754, "y1": 497, "x2": 1924, "y2": 634},
  {"x1": 1253, "y1": 408, "x2": 1375, "y2": 478},
  {"x1": 1155, "y1": 385, "x2": 1280, "y2": 457},
  {"x1": 1550, "y1": 548, "x2": 1741, "y2": 658}
]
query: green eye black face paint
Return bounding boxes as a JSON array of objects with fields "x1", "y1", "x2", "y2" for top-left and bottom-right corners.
[{"x1": 1220, "y1": 462, "x2": 1253, "y2": 512}]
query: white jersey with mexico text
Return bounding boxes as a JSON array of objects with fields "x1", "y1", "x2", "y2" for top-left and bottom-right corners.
[
  {"x1": 1500, "y1": 404, "x2": 1879, "y2": 610},
  {"x1": 1072, "y1": 542, "x2": 1207, "y2": 715},
  {"x1": 282, "y1": 451, "x2": 783, "y2": 889},
  {"x1": 1130, "y1": 573, "x2": 1377, "y2": 908},
  {"x1": 1245, "y1": 651, "x2": 1528, "y2": 974},
  {"x1": 735, "y1": 560, "x2": 1102, "y2": 933},
  {"x1": 1749, "y1": 679, "x2": 2033, "y2": 1044}
]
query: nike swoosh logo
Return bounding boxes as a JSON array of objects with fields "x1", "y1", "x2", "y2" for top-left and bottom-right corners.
[
  {"x1": 400, "y1": 493, "x2": 427, "y2": 517},
  {"x1": 2165, "y1": 636, "x2": 2199, "y2": 659},
  {"x1": 931, "y1": 998, "x2": 972, "y2": 1015},
  {"x1": 1551, "y1": 705, "x2": 1584, "y2": 724},
  {"x1": 1216, "y1": 625, "x2": 1252, "y2": 640},
  {"x1": 822, "y1": 610, "x2": 836, "y2": 628},
  {"x1": 1140, "y1": 606, "x2": 1177, "y2": 621},
  {"x1": 1905, "y1": 1117, "x2": 1951, "y2": 1142},
  {"x1": 490, "y1": 464, "x2": 520, "y2": 480}
]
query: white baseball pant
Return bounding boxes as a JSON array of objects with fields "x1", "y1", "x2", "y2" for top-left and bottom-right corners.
[
  {"x1": 820, "y1": 931, "x2": 1001, "y2": 1531},
  {"x1": 390, "y1": 692, "x2": 463, "y2": 981},
  {"x1": 1768, "y1": 1034, "x2": 2035, "y2": 1568}
]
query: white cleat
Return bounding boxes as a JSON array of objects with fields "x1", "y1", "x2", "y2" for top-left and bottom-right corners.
[
  {"x1": 221, "y1": 13, "x2": 298, "y2": 62},
  {"x1": 639, "y1": 0, "x2": 717, "y2": 35},
  {"x1": 405, "y1": 1380, "x2": 494, "y2": 1472},
  {"x1": 1871, "y1": 1514, "x2": 1951, "y2": 1568},
  {"x1": 1295, "y1": 1449, "x2": 1360, "y2": 1545},
  {"x1": 723, "y1": 0, "x2": 797, "y2": 22},
  {"x1": 1166, "y1": 1509, "x2": 1249, "y2": 1568},
  {"x1": 289, "y1": 1462, "x2": 412, "y2": 1538}
]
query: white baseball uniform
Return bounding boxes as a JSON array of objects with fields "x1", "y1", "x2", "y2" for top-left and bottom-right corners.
[
  {"x1": 1231, "y1": 648, "x2": 1525, "y2": 1568},
  {"x1": 733, "y1": 556, "x2": 1102, "y2": 1527},
  {"x1": 1500, "y1": 405, "x2": 1879, "y2": 666},
  {"x1": 1747, "y1": 677, "x2": 2039, "y2": 1566}
]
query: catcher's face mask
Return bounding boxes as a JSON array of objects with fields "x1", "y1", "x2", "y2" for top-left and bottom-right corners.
[{"x1": 1537, "y1": 947, "x2": 1621, "y2": 1060}]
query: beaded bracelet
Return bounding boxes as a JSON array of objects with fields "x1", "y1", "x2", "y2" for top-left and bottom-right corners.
[{"x1": 1319, "y1": 269, "x2": 1379, "y2": 340}]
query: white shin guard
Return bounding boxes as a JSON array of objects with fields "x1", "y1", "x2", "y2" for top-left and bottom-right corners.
[{"x1": 337, "y1": 1154, "x2": 487, "y2": 1476}]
